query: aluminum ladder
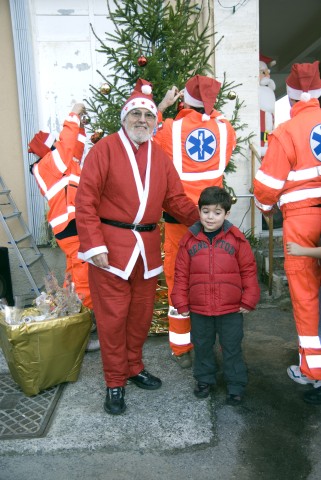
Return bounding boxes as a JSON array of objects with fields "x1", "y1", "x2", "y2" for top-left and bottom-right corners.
[{"x1": 0, "y1": 176, "x2": 50, "y2": 298}]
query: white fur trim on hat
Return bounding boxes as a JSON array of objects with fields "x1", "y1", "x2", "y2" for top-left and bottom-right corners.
[
  {"x1": 183, "y1": 87, "x2": 204, "y2": 108},
  {"x1": 121, "y1": 98, "x2": 157, "y2": 122},
  {"x1": 286, "y1": 85, "x2": 321, "y2": 101}
]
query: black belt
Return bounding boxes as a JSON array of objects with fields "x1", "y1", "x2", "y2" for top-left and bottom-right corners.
[{"x1": 100, "y1": 218, "x2": 157, "y2": 232}]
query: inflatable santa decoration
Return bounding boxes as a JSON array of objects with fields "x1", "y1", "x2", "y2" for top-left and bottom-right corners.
[{"x1": 259, "y1": 54, "x2": 276, "y2": 157}]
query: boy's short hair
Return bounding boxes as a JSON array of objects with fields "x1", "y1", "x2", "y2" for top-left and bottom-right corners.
[{"x1": 198, "y1": 186, "x2": 232, "y2": 212}]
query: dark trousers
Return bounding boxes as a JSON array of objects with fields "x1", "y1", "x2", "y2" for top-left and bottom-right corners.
[{"x1": 190, "y1": 311, "x2": 248, "y2": 396}]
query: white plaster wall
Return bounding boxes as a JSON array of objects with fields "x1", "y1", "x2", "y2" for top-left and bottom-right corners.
[
  {"x1": 213, "y1": 0, "x2": 261, "y2": 234},
  {"x1": 29, "y1": 0, "x2": 113, "y2": 135}
]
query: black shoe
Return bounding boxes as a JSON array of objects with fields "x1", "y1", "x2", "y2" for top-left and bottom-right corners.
[
  {"x1": 104, "y1": 387, "x2": 126, "y2": 415},
  {"x1": 194, "y1": 382, "x2": 211, "y2": 399},
  {"x1": 303, "y1": 385, "x2": 321, "y2": 405},
  {"x1": 226, "y1": 393, "x2": 243, "y2": 406},
  {"x1": 128, "y1": 369, "x2": 162, "y2": 390}
]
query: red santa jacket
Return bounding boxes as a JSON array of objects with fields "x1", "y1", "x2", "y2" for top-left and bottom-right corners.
[
  {"x1": 171, "y1": 221, "x2": 260, "y2": 316},
  {"x1": 154, "y1": 109, "x2": 236, "y2": 206},
  {"x1": 75, "y1": 128, "x2": 199, "y2": 280},
  {"x1": 254, "y1": 99, "x2": 321, "y2": 214},
  {"x1": 32, "y1": 113, "x2": 86, "y2": 235}
]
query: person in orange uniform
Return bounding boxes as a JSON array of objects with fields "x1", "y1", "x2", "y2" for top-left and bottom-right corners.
[
  {"x1": 253, "y1": 61, "x2": 321, "y2": 398},
  {"x1": 154, "y1": 75, "x2": 236, "y2": 368},
  {"x1": 28, "y1": 103, "x2": 99, "y2": 351}
]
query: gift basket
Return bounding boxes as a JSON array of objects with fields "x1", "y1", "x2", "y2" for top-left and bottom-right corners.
[{"x1": 0, "y1": 273, "x2": 92, "y2": 396}]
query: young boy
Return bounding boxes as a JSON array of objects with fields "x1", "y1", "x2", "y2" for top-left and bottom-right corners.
[{"x1": 171, "y1": 186, "x2": 260, "y2": 404}]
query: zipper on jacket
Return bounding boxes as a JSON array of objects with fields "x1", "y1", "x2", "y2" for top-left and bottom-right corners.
[{"x1": 209, "y1": 242, "x2": 214, "y2": 308}]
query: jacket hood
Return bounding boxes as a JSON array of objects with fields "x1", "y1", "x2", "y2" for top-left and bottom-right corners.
[{"x1": 180, "y1": 220, "x2": 247, "y2": 246}]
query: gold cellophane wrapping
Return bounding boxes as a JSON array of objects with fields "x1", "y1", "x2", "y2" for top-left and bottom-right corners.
[{"x1": 0, "y1": 307, "x2": 92, "y2": 396}]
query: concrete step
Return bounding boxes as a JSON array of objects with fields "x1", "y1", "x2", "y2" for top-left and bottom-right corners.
[{"x1": 254, "y1": 235, "x2": 290, "y2": 299}]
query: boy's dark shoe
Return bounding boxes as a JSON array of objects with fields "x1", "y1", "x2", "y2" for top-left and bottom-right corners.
[
  {"x1": 194, "y1": 382, "x2": 211, "y2": 399},
  {"x1": 303, "y1": 385, "x2": 321, "y2": 405},
  {"x1": 226, "y1": 393, "x2": 243, "y2": 406},
  {"x1": 128, "y1": 369, "x2": 162, "y2": 390},
  {"x1": 104, "y1": 387, "x2": 126, "y2": 415}
]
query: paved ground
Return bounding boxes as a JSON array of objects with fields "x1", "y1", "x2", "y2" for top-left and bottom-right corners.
[{"x1": 1, "y1": 249, "x2": 321, "y2": 480}]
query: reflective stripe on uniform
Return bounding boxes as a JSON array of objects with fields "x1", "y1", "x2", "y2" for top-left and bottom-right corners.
[
  {"x1": 33, "y1": 164, "x2": 48, "y2": 195},
  {"x1": 306, "y1": 355, "x2": 321, "y2": 369},
  {"x1": 287, "y1": 165, "x2": 321, "y2": 181},
  {"x1": 279, "y1": 186, "x2": 321, "y2": 206},
  {"x1": 49, "y1": 206, "x2": 76, "y2": 228},
  {"x1": 78, "y1": 133, "x2": 86, "y2": 144},
  {"x1": 52, "y1": 148, "x2": 67, "y2": 173},
  {"x1": 255, "y1": 169, "x2": 285, "y2": 190},
  {"x1": 44, "y1": 132, "x2": 56, "y2": 148},
  {"x1": 169, "y1": 330, "x2": 191, "y2": 345},
  {"x1": 254, "y1": 197, "x2": 273, "y2": 212},
  {"x1": 299, "y1": 335, "x2": 321, "y2": 349},
  {"x1": 45, "y1": 174, "x2": 80, "y2": 201}
]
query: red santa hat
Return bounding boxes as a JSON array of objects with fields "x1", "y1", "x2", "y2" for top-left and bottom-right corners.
[
  {"x1": 260, "y1": 54, "x2": 276, "y2": 68},
  {"x1": 120, "y1": 79, "x2": 157, "y2": 121},
  {"x1": 286, "y1": 61, "x2": 321, "y2": 102},
  {"x1": 28, "y1": 131, "x2": 56, "y2": 158},
  {"x1": 183, "y1": 75, "x2": 221, "y2": 121}
]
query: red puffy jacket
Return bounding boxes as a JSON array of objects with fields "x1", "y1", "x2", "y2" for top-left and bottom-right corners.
[{"x1": 171, "y1": 221, "x2": 260, "y2": 316}]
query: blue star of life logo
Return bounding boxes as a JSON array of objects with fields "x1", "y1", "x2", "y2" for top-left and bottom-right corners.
[
  {"x1": 310, "y1": 124, "x2": 321, "y2": 161},
  {"x1": 185, "y1": 128, "x2": 217, "y2": 162}
]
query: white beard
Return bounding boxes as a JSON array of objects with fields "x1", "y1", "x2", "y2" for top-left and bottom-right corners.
[
  {"x1": 126, "y1": 128, "x2": 152, "y2": 145},
  {"x1": 260, "y1": 77, "x2": 276, "y2": 91}
]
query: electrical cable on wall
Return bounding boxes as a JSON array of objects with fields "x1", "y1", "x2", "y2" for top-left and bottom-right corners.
[{"x1": 217, "y1": 0, "x2": 249, "y2": 14}]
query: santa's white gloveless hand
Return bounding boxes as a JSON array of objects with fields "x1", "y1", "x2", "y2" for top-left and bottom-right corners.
[{"x1": 91, "y1": 253, "x2": 109, "y2": 269}]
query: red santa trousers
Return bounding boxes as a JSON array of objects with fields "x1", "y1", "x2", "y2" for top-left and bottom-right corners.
[
  {"x1": 164, "y1": 222, "x2": 193, "y2": 356},
  {"x1": 282, "y1": 206, "x2": 321, "y2": 380},
  {"x1": 56, "y1": 235, "x2": 93, "y2": 310},
  {"x1": 88, "y1": 256, "x2": 158, "y2": 387}
]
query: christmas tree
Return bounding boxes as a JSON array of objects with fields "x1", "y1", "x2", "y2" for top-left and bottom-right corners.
[
  {"x1": 86, "y1": 0, "x2": 251, "y2": 173},
  {"x1": 85, "y1": 0, "x2": 252, "y2": 333}
]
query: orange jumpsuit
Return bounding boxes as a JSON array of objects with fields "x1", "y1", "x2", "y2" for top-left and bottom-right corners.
[
  {"x1": 32, "y1": 113, "x2": 92, "y2": 309},
  {"x1": 154, "y1": 109, "x2": 236, "y2": 355},
  {"x1": 253, "y1": 98, "x2": 321, "y2": 380}
]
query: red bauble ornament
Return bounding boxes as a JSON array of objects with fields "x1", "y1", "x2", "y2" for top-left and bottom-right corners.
[
  {"x1": 90, "y1": 129, "x2": 104, "y2": 144},
  {"x1": 177, "y1": 101, "x2": 184, "y2": 113},
  {"x1": 137, "y1": 55, "x2": 148, "y2": 67}
]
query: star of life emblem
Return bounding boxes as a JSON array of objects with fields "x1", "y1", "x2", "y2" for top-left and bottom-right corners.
[
  {"x1": 310, "y1": 123, "x2": 321, "y2": 161},
  {"x1": 185, "y1": 128, "x2": 217, "y2": 162}
]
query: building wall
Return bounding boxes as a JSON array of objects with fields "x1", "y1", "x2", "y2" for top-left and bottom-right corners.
[
  {"x1": 213, "y1": 0, "x2": 261, "y2": 232},
  {"x1": 0, "y1": 0, "x2": 27, "y2": 245}
]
